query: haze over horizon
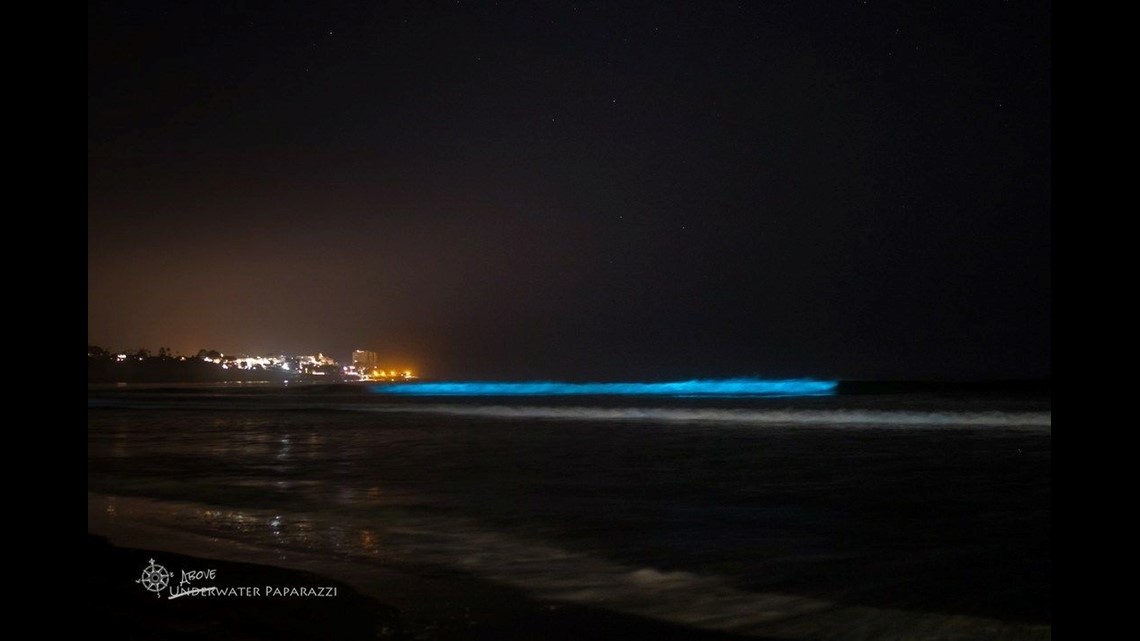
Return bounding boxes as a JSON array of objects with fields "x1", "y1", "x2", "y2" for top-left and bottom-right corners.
[{"x1": 89, "y1": 1, "x2": 1050, "y2": 382}]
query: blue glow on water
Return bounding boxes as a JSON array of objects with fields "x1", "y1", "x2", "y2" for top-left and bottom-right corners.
[{"x1": 371, "y1": 378, "x2": 837, "y2": 397}]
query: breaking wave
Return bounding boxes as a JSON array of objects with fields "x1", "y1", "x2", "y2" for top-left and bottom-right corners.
[{"x1": 370, "y1": 378, "x2": 837, "y2": 397}]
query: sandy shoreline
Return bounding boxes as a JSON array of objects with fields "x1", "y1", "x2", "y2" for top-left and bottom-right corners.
[
  {"x1": 90, "y1": 490, "x2": 1047, "y2": 640},
  {"x1": 89, "y1": 533, "x2": 398, "y2": 640}
]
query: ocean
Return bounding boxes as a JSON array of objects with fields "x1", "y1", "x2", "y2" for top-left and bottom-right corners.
[{"x1": 88, "y1": 384, "x2": 1050, "y2": 640}]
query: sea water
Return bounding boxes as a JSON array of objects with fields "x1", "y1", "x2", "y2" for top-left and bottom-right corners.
[{"x1": 88, "y1": 383, "x2": 1050, "y2": 639}]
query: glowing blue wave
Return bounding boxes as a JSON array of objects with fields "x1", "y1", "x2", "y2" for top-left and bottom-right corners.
[{"x1": 370, "y1": 378, "x2": 836, "y2": 397}]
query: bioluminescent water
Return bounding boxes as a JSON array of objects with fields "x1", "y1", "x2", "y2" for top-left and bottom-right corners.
[{"x1": 370, "y1": 378, "x2": 836, "y2": 397}]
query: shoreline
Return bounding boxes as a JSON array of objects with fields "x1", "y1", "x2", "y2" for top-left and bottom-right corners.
[
  {"x1": 89, "y1": 491, "x2": 1048, "y2": 640},
  {"x1": 88, "y1": 524, "x2": 758, "y2": 641},
  {"x1": 89, "y1": 533, "x2": 399, "y2": 640}
]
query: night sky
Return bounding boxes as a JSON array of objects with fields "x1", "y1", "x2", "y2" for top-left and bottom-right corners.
[{"x1": 88, "y1": 1, "x2": 1050, "y2": 381}]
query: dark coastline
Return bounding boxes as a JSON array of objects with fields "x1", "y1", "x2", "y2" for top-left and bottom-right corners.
[{"x1": 88, "y1": 357, "x2": 1050, "y2": 395}]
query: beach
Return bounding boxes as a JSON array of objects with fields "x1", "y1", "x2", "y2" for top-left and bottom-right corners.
[{"x1": 89, "y1": 386, "x2": 1050, "y2": 639}]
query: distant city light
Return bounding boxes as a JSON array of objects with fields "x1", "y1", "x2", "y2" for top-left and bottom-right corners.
[
  {"x1": 95, "y1": 347, "x2": 414, "y2": 381},
  {"x1": 371, "y1": 378, "x2": 836, "y2": 397}
]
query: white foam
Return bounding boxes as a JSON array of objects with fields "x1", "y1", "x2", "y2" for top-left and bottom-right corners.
[{"x1": 356, "y1": 404, "x2": 1052, "y2": 429}]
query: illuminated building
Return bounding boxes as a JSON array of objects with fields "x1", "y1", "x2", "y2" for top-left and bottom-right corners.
[{"x1": 352, "y1": 350, "x2": 380, "y2": 369}]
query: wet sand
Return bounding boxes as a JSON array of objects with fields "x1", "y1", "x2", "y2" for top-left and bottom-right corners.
[{"x1": 89, "y1": 532, "x2": 764, "y2": 640}]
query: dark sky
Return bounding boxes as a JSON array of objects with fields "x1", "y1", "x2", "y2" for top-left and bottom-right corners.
[{"x1": 88, "y1": 0, "x2": 1050, "y2": 381}]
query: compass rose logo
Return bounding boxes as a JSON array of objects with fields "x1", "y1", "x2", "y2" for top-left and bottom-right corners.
[{"x1": 136, "y1": 558, "x2": 171, "y2": 597}]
